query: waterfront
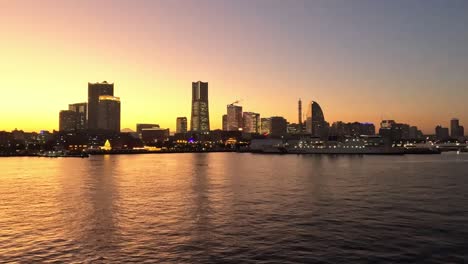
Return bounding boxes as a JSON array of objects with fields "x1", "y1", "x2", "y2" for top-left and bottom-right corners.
[{"x1": 0, "y1": 153, "x2": 467, "y2": 263}]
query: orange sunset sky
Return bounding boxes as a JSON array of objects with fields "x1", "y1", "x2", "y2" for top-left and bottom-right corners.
[{"x1": 1, "y1": 0, "x2": 467, "y2": 134}]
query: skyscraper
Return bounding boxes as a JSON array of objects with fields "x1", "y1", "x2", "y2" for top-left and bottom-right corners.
[
  {"x1": 243, "y1": 112, "x2": 260, "y2": 133},
  {"x1": 450, "y1": 118, "x2": 465, "y2": 139},
  {"x1": 222, "y1": 115, "x2": 228, "y2": 131},
  {"x1": 68, "y1": 102, "x2": 87, "y2": 130},
  {"x1": 261, "y1": 117, "x2": 287, "y2": 136},
  {"x1": 88, "y1": 81, "x2": 114, "y2": 130},
  {"x1": 176, "y1": 117, "x2": 188, "y2": 134},
  {"x1": 298, "y1": 99, "x2": 302, "y2": 132},
  {"x1": 97, "y1": 95, "x2": 121, "y2": 132},
  {"x1": 227, "y1": 104, "x2": 243, "y2": 131},
  {"x1": 59, "y1": 110, "x2": 79, "y2": 131},
  {"x1": 190, "y1": 81, "x2": 210, "y2": 132},
  {"x1": 306, "y1": 101, "x2": 328, "y2": 139}
]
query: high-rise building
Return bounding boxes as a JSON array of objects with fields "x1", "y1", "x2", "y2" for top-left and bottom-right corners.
[
  {"x1": 436, "y1": 125, "x2": 450, "y2": 141},
  {"x1": 298, "y1": 99, "x2": 302, "y2": 132},
  {"x1": 97, "y1": 95, "x2": 121, "y2": 132},
  {"x1": 243, "y1": 112, "x2": 260, "y2": 133},
  {"x1": 222, "y1": 115, "x2": 228, "y2": 131},
  {"x1": 68, "y1": 102, "x2": 87, "y2": 130},
  {"x1": 227, "y1": 104, "x2": 243, "y2": 131},
  {"x1": 176, "y1": 117, "x2": 188, "y2": 134},
  {"x1": 88, "y1": 81, "x2": 114, "y2": 130},
  {"x1": 306, "y1": 101, "x2": 328, "y2": 139},
  {"x1": 450, "y1": 118, "x2": 465, "y2": 139},
  {"x1": 261, "y1": 117, "x2": 287, "y2": 136},
  {"x1": 59, "y1": 110, "x2": 79, "y2": 131},
  {"x1": 190, "y1": 81, "x2": 210, "y2": 132}
]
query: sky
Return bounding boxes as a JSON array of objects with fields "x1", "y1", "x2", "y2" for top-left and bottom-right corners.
[{"x1": 0, "y1": 0, "x2": 467, "y2": 133}]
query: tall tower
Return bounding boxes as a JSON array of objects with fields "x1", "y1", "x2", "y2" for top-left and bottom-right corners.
[
  {"x1": 298, "y1": 99, "x2": 302, "y2": 132},
  {"x1": 88, "y1": 81, "x2": 114, "y2": 130},
  {"x1": 227, "y1": 104, "x2": 243, "y2": 131},
  {"x1": 97, "y1": 95, "x2": 121, "y2": 132},
  {"x1": 190, "y1": 81, "x2": 210, "y2": 132}
]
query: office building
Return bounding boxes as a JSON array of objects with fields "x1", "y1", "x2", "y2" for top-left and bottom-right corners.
[
  {"x1": 222, "y1": 115, "x2": 228, "y2": 131},
  {"x1": 298, "y1": 99, "x2": 303, "y2": 132},
  {"x1": 451, "y1": 118, "x2": 465, "y2": 139},
  {"x1": 190, "y1": 81, "x2": 210, "y2": 132},
  {"x1": 176, "y1": 117, "x2": 188, "y2": 134},
  {"x1": 261, "y1": 116, "x2": 287, "y2": 136},
  {"x1": 137, "y1": 124, "x2": 160, "y2": 134},
  {"x1": 243, "y1": 112, "x2": 260, "y2": 133},
  {"x1": 306, "y1": 101, "x2": 328, "y2": 139},
  {"x1": 436, "y1": 125, "x2": 450, "y2": 141},
  {"x1": 379, "y1": 120, "x2": 410, "y2": 141},
  {"x1": 88, "y1": 81, "x2": 114, "y2": 130},
  {"x1": 97, "y1": 95, "x2": 121, "y2": 132},
  {"x1": 68, "y1": 102, "x2": 87, "y2": 130},
  {"x1": 141, "y1": 128, "x2": 170, "y2": 144},
  {"x1": 227, "y1": 104, "x2": 243, "y2": 131},
  {"x1": 330, "y1": 122, "x2": 375, "y2": 138},
  {"x1": 59, "y1": 110, "x2": 79, "y2": 131}
]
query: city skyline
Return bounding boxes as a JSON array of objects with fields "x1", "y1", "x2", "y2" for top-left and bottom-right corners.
[{"x1": 1, "y1": 0, "x2": 468, "y2": 133}]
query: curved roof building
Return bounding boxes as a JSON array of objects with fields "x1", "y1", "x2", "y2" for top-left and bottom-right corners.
[{"x1": 306, "y1": 101, "x2": 328, "y2": 138}]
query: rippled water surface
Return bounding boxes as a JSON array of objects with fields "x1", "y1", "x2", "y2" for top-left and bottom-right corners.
[{"x1": 1, "y1": 153, "x2": 467, "y2": 263}]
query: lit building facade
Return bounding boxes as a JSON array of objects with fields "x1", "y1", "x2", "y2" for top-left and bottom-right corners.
[
  {"x1": 176, "y1": 117, "x2": 188, "y2": 134},
  {"x1": 190, "y1": 81, "x2": 210, "y2": 132},
  {"x1": 261, "y1": 116, "x2": 287, "y2": 136},
  {"x1": 227, "y1": 104, "x2": 243, "y2": 131},
  {"x1": 242, "y1": 112, "x2": 260, "y2": 133},
  {"x1": 68, "y1": 102, "x2": 87, "y2": 130},
  {"x1": 88, "y1": 81, "x2": 114, "y2": 130},
  {"x1": 97, "y1": 95, "x2": 121, "y2": 132}
]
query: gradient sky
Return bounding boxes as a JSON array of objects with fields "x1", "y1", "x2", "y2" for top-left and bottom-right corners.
[{"x1": 1, "y1": 0, "x2": 467, "y2": 133}]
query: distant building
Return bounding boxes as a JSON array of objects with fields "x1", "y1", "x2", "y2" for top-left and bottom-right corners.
[
  {"x1": 222, "y1": 115, "x2": 228, "y2": 131},
  {"x1": 330, "y1": 122, "x2": 375, "y2": 138},
  {"x1": 305, "y1": 101, "x2": 328, "y2": 139},
  {"x1": 261, "y1": 118, "x2": 271, "y2": 134},
  {"x1": 298, "y1": 99, "x2": 303, "y2": 132},
  {"x1": 97, "y1": 95, "x2": 121, "y2": 132},
  {"x1": 59, "y1": 110, "x2": 78, "y2": 131},
  {"x1": 242, "y1": 112, "x2": 260, "y2": 133},
  {"x1": 261, "y1": 116, "x2": 287, "y2": 136},
  {"x1": 435, "y1": 125, "x2": 450, "y2": 141},
  {"x1": 379, "y1": 120, "x2": 410, "y2": 141},
  {"x1": 451, "y1": 118, "x2": 465, "y2": 139},
  {"x1": 409, "y1": 126, "x2": 423, "y2": 140},
  {"x1": 190, "y1": 81, "x2": 210, "y2": 132},
  {"x1": 141, "y1": 128, "x2": 170, "y2": 144},
  {"x1": 176, "y1": 117, "x2": 188, "y2": 134},
  {"x1": 287, "y1": 123, "x2": 303, "y2": 134},
  {"x1": 227, "y1": 104, "x2": 243, "y2": 131},
  {"x1": 136, "y1": 123, "x2": 160, "y2": 138},
  {"x1": 88, "y1": 81, "x2": 114, "y2": 130},
  {"x1": 68, "y1": 102, "x2": 87, "y2": 130}
]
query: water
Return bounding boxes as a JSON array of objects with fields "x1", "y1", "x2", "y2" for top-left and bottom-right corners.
[{"x1": 0, "y1": 153, "x2": 467, "y2": 263}]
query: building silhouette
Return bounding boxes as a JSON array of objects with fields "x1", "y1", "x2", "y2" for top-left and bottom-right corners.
[
  {"x1": 176, "y1": 117, "x2": 188, "y2": 134},
  {"x1": 261, "y1": 116, "x2": 287, "y2": 136},
  {"x1": 68, "y1": 102, "x2": 87, "y2": 130},
  {"x1": 136, "y1": 123, "x2": 159, "y2": 138},
  {"x1": 88, "y1": 81, "x2": 114, "y2": 130},
  {"x1": 59, "y1": 110, "x2": 79, "y2": 131},
  {"x1": 222, "y1": 115, "x2": 228, "y2": 131},
  {"x1": 450, "y1": 118, "x2": 465, "y2": 139},
  {"x1": 227, "y1": 104, "x2": 243, "y2": 131},
  {"x1": 97, "y1": 95, "x2": 121, "y2": 132},
  {"x1": 298, "y1": 99, "x2": 302, "y2": 132},
  {"x1": 243, "y1": 112, "x2": 260, "y2": 133},
  {"x1": 306, "y1": 101, "x2": 328, "y2": 139},
  {"x1": 190, "y1": 81, "x2": 210, "y2": 132},
  {"x1": 436, "y1": 125, "x2": 450, "y2": 141}
]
